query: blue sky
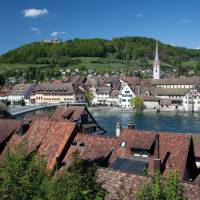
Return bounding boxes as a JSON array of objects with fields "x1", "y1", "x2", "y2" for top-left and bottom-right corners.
[{"x1": 0, "y1": 0, "x2": 200, "y2": 54}]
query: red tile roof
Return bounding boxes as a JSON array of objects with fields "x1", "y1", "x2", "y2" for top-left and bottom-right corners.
[
  {"x1": 51, "y1": 106, "x2": 85, "y2": 121},
  {"x1": 110, "y1": 128, "x2": 195, "y2": 180},
  {"x1": 0, "y1": 119, "x2": 20, "y2": 145},
  {"x1": 37, "y1": 121, "x2": 76, "y2": 169},
  {"x1": 63, "y1": 133, "x2": 117, "y2": 165},
  {"x1": 2, "y1": 119, "x2": 77, "y2": 170}
]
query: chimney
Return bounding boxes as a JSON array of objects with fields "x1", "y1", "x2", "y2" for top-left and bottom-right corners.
[
  {"x1": 153, "y1": 133, "x2": 161, "y2": 172},
  {"x1": 128, "y1": 122, "x2": 135, "y2": 129},
  {"x1": 116, "y1": 122, "x2": 121, "y2": 137},
  {"x1": 17, "y1": 119, "x2": 24, "y2": 136}
]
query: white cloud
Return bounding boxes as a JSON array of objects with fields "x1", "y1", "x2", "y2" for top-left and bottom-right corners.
[
  {"x1": 30, "y1": 27, "x2": 41, "y2": 34},
  {"x1": 22, "y1": 8, "x2": 48, "y2": 18},
  {"x1": 136, "y1": 13, "x2": 143, "y2": 18},
  {"x1": 180, "y1": 19, "x2": 192, "y2": 23},
  {"x1": 51, "y1": 31, "x2": 66, "y2": 37},
  {"x1": 195, "y1": 47, "x2": 200, "y2": 50}
]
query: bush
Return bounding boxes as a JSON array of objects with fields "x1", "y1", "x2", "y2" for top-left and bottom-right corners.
[{"x1": 136, "y1": 171, "x2": 187, "y2": 200}]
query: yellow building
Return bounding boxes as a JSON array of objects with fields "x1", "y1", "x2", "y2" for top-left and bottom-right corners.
[{"x1": 30, "y1": 83, "x2": 85, "y2": 104}]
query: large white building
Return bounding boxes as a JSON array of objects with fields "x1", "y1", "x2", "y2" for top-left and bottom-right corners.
[
  {"x1": 7, "y1": 84, "x2": 34, "y2": 105},
  {"x1": 118, "y1": 84, "x2": 135, "y2": 108},
  {"x1": 183, "y1": 89, "x2": 200, "y2": 112},
  {"x1": 90, "y1": 86, "x2": 111, "y2": 105}
]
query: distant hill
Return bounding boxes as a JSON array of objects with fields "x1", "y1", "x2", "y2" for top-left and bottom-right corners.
[{"x1": 1, "y1": 37, "x2": 200, "y2": 71}]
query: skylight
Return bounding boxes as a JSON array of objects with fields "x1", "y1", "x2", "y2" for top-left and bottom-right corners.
[{"x1": 120, "y1": 141, "x2": 126, "y2": 148}]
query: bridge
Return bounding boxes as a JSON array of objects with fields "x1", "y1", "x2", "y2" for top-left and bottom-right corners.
[{"x1": 9, "y1": 103, "x2": 87, "y2": 117}]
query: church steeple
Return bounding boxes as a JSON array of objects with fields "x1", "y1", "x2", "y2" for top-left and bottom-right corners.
[{"x1": 153, "y1": 41, "x2": 161, "y2": 79}]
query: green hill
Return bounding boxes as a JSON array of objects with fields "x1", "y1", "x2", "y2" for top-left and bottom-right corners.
[{"x1": 0, "y1": 36, "x2": 200, "y2": 75}]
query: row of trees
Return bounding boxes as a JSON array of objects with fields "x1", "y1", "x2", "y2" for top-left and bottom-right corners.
[
  {"x1": 0, "y1": 147, "x2": 105, "y2": 200},
  {"x1": 1, "y1": 37, "x2": 200, "y2": 67}
]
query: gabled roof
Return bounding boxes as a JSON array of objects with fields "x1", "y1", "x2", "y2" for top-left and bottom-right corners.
[
  {"x1": 96, "y1": 86, "x2": 111, "y2": 94},
  {"x1": 109, "y1": 128, "x2": 194, "y2": 179},
  {"x1": 120, "y1": 76, "x2": 140, "y2": 85},
  {"x1": 32, "y1": 83, "x2": 83, "y2": 95},
  {"x1": 151, "y1": 76, "x2": 200, "y2": 86},
  {"x1": 139, "y1": 95, "x2": 159, "y2": 102},
  {"x1": 157, "y1": 88, "x2": 189, "y2": 96},
  {"x1": 36, "y1": 121, "x2": 76, "y2": 169},
  {"x1": 63, "y1": 133, "x2": 117, "y2": 165},
  {"x1": 3, "y1": 119, "x2": 77, "y2": 170},
  {"x1": 0, "y1": 119, "x2": 20, "y2": 145},
  {"x1": 51, "y1": 106, "x2": 85, "y2": 121},
  {"x1": 9, "y1": 84, "x2": 31, "y2": 96}
]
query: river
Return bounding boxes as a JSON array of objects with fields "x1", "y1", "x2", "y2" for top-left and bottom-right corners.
[{"x1": 90, "y1": 110, "x2": 200, "y2": 136}]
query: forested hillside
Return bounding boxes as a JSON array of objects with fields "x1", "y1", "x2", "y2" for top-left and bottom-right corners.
[{"x1": 1, "y1": 37, "x2": 200, "y2": 66}]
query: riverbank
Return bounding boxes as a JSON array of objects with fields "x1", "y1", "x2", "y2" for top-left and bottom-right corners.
[
  {"x1": 88, "y1": 106, "x2": 200, "y2": 113},
  {"x1": 88, "y1": 106, "x2": 158, "y2": 113}
]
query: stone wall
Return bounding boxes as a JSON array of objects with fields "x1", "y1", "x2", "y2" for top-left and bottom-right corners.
[{"x1": 97, "y1": 168, "x2": 200, "y2": 200}]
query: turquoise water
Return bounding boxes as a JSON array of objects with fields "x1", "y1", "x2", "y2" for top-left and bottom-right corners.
[{"x1": 90, "y1": 110, "x2": 200, "y2": 136}]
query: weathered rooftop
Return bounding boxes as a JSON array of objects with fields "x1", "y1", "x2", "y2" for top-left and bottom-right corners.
[{"x1": 151, "y1": 76, "x2": 200, "y2": 85}]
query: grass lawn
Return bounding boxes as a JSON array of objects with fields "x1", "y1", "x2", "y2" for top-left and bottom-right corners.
[{"x1": 0, "y1": 57, "x2": 198, "y2": 75}]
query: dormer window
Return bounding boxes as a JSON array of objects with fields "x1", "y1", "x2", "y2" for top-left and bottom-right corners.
[
  {"x1": 120, "y1": 141, "x2": 126, "y2": 148},
  {"x1": 79, "y1": 141, "x2": 85, "y2": 147},
  {"x1": 132, "y1": 149, "x2": 150, "y2": 158}
]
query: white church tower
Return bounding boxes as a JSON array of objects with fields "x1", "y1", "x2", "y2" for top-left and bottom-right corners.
[{"x1": 153, "y1": 41, "x2": 161, "y2": 79}]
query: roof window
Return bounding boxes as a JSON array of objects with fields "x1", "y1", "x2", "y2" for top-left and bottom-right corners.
[
  {"x1": 120, "y1": 141, "x2": 126, "y2": 148},
  {"x1": 79, "y1": 141, "x2": 85, "y2": 147}
]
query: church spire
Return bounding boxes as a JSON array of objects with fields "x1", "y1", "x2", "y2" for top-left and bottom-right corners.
[
  {"x1": 155, "y1": 40, "x2": 159, "y2": 61},
  {"x1": 153, "y1": 40, "x2": 161, "y2": 79}
]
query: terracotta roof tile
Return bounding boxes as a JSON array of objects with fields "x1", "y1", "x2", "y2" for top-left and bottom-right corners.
[
  {"x1": 63, "y1": 133, "x2": 117, "y2": 165},
  {"x1": 0, "y1": 119, "x2": 20, "y2": 144},
  {"x1": 110, "y1": 129, "x2": 194, "y2": 179},
  {"x1": 51, "y1": 106, "x2": 85, "y2": 121},
  {"x1": 37, "y1": 121, "x2": 76, "y2": 169}
]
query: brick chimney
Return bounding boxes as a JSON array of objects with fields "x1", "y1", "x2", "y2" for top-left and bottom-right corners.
[
  {"x1": 153, "y1": 133, "x2": 161, "y2": 172},
  {"x1": 148, "y1": 133, "x2": 161, "y2": 176},
  {"x1": 128, "y1": 122, "x2": 135, "y2": 129}
]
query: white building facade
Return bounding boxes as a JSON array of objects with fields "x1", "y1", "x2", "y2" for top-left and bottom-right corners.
[
  {"x1": 183, "y1": 89, "x2": 200, "y2": 112},
  {"x1": 118, "y1": 84, "x2": 135, "y2": 108}
]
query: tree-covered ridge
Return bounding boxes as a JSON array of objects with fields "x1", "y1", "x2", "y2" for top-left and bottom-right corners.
[{"x1": 1, "y1": 37, "x2": 200, "y2": 65}]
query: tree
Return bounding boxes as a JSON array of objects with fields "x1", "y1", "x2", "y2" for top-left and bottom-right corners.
[
  {"x1": 164, "y1": 172, "x2": 186, "y2": 200},
  {"x1": 196, "y1": 62, "x2": 200, "y2": 74},
  {"x1": 2, "y1": 99, "x2": 11, "y2": 107},
  {"x1": 0, "y1": 147, "x2": 49, "y2": 200},
  {"x1": 47, "y1": 152, "x2": 106, "y2": 200},
  {"x1": 84, "y1": 92, "x2": 94, "y2": 106},
  {"x1": 0, "y1": 73, "x2": 6, "y2": 86},
  {"x1": 130, "y1": 96, "x2": 144, "y2": 110},
  {"x1": 0, "y1": 147, "x2": 105, "y2": 200},
  {"x1": 136, "y1": 171, "x2": 187, "y2": 200},
  {"x1": 17, "y1": 98, "x2": 26, "y2": 106}
]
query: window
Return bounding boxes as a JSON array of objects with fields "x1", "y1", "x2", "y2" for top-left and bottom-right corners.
[
  {"x1": 125, "y1": 90, "x2": 130, "y2": 94},
  {"x1": 79, "y1": 142, "x2": 85, "y2": 147},
  {"x1": 120, "y1": 141, "x2": 126, "y2": 148}
]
